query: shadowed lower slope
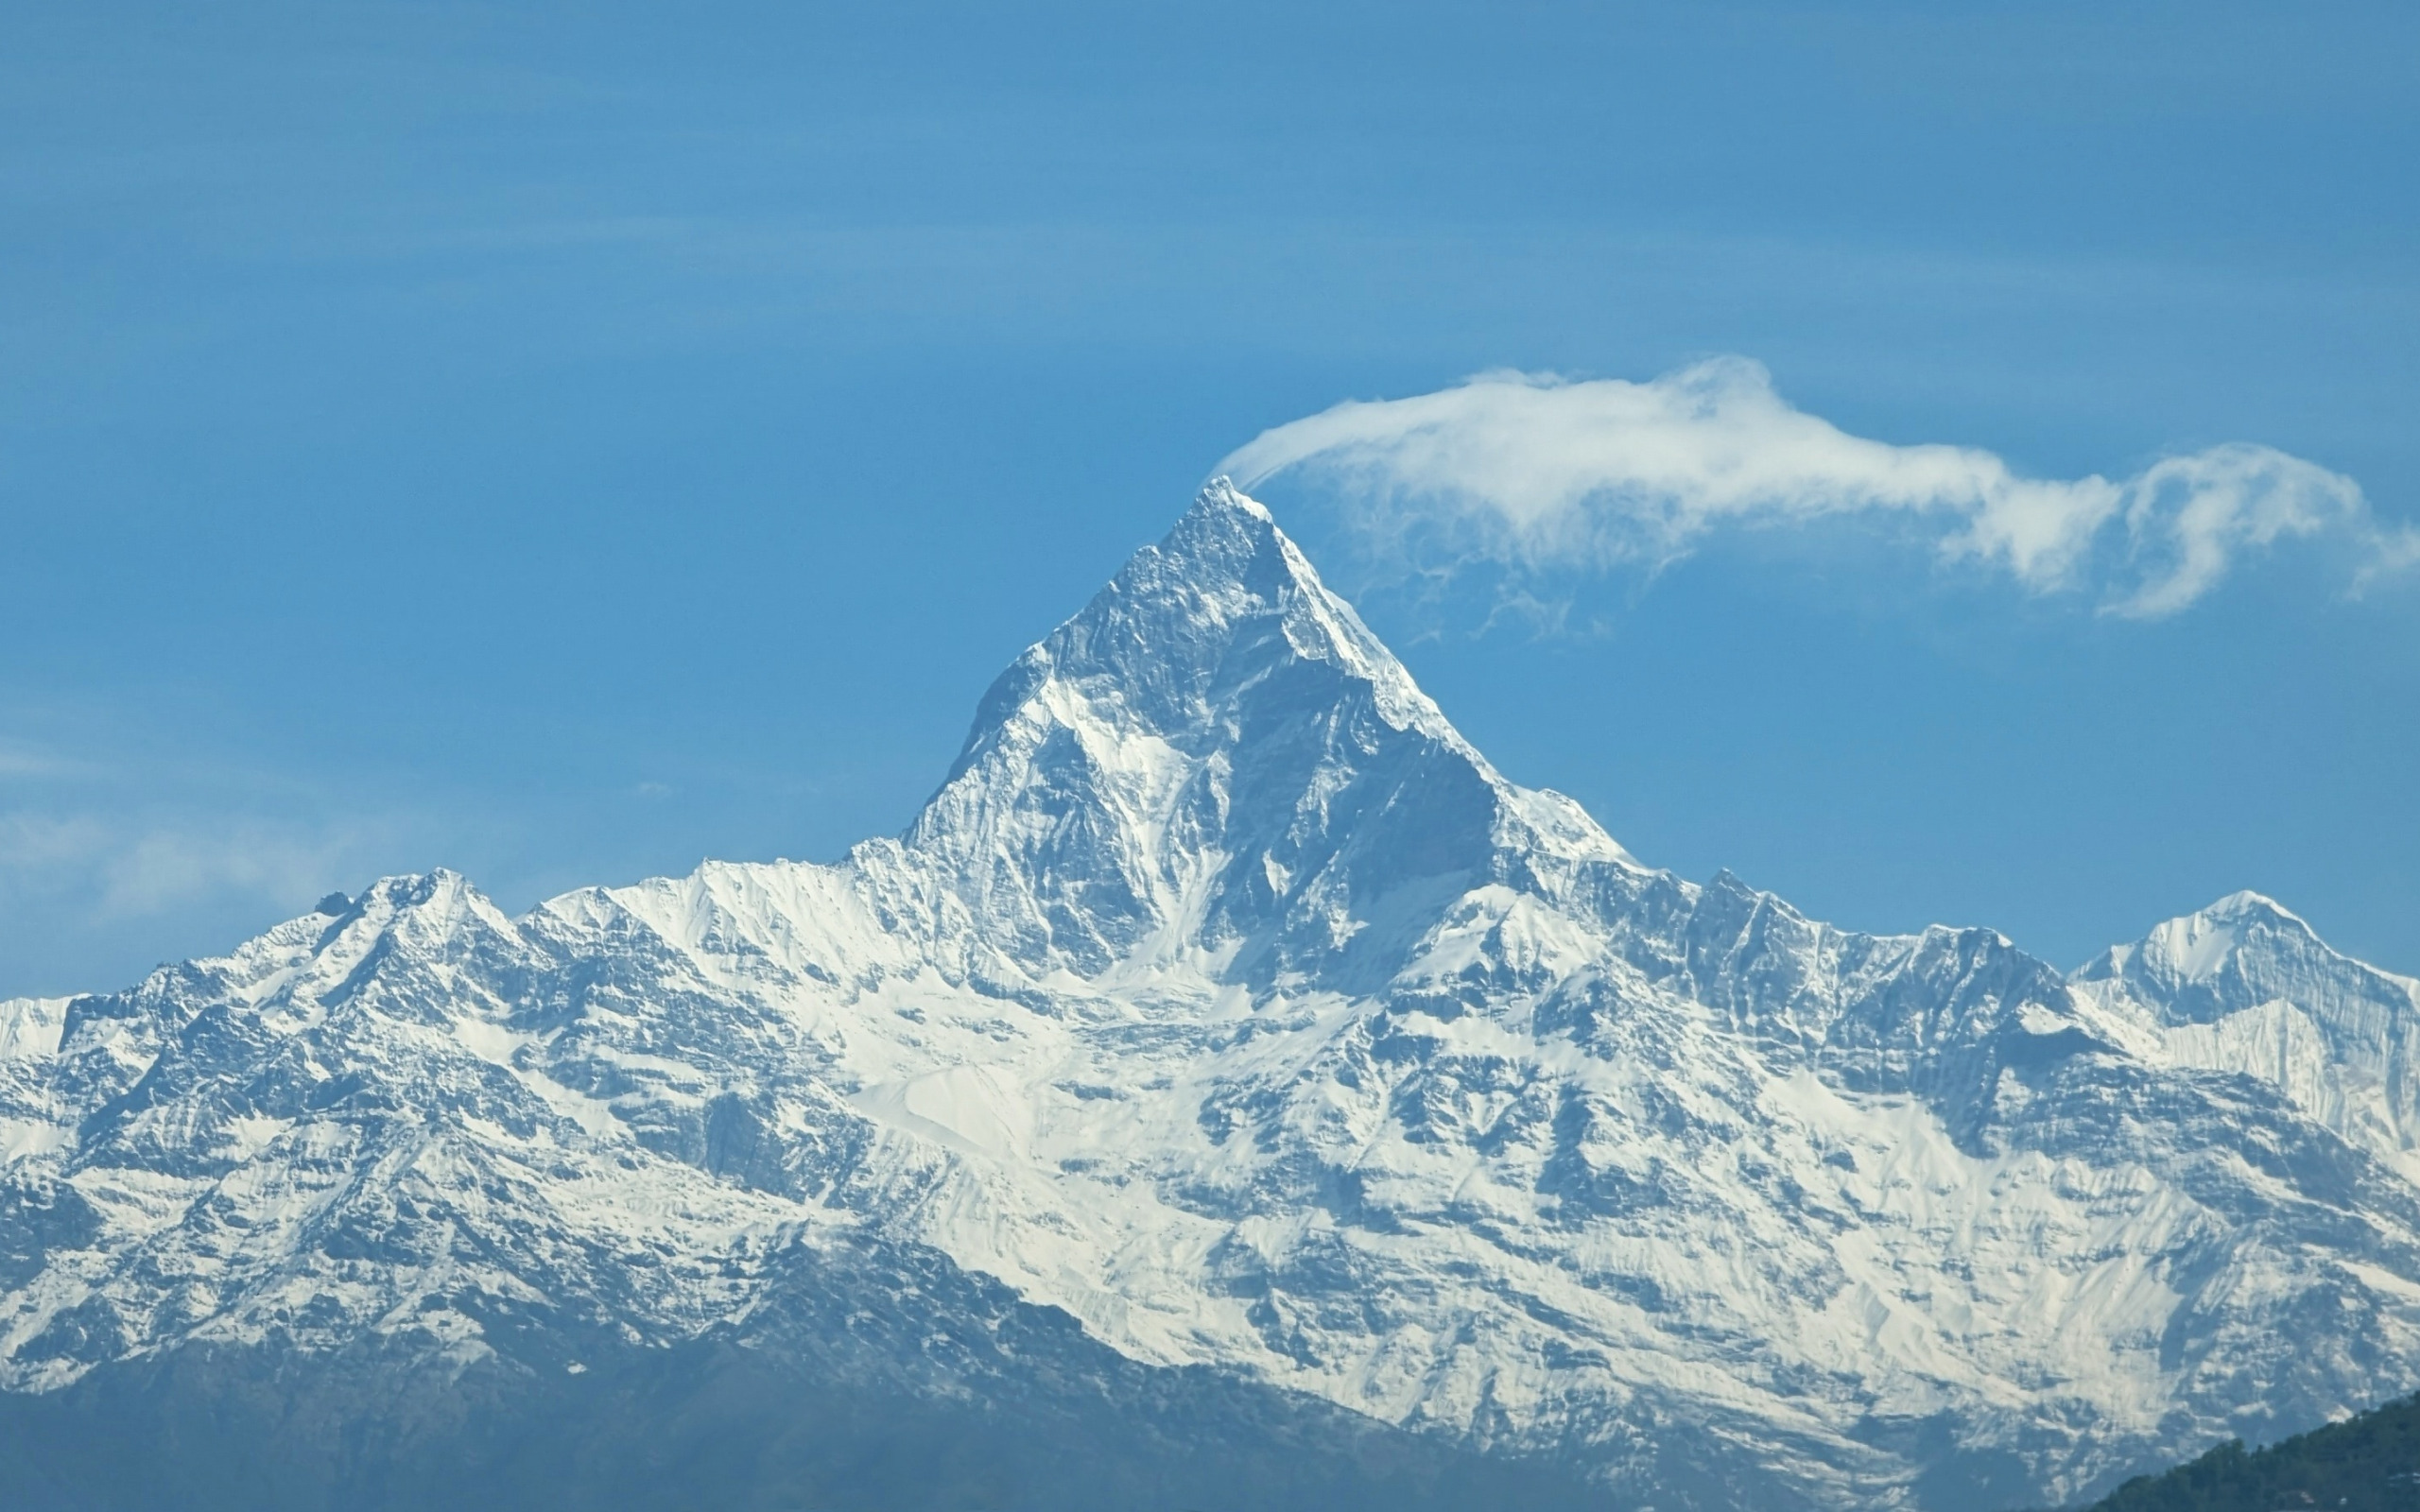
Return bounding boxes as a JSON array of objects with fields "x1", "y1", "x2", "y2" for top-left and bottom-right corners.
[{"x1": 0, "y1": 1230, "x2": 1651, "y2": 1512}]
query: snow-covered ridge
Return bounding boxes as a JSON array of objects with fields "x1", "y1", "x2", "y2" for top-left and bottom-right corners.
[
  {"x1": 2072, "y1": 889, "x2": 2420, "y2": 1177},
  {"x1": 3, "y1": 482, "x2": 2416, "y2": 1510}
]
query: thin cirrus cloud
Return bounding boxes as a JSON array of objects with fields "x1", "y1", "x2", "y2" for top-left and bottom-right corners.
[
  {"x1": 1217, "y1": 358, "x2": 2418, "y2": 617},
  {"x1": 0, "y1": 807, "x2": 373, "y2": 920}
]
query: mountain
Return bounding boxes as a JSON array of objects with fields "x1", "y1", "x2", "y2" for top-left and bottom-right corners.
[{"x1": 4, "y1": 481, "x2": 2418, "y2": 1510}]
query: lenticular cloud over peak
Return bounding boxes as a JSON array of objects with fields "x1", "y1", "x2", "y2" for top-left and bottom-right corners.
[{"x1": 1217, "y1": 359, "x2": 2414, "y2": 616}]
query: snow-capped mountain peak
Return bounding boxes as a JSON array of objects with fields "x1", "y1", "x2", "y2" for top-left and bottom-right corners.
[
  {"x1": 893, "y1": 478, "x2": 1628, "y2": 988},
  {"x1": 940, "y1": 478, "x2": 1448, "y2": 768},
  {"x1": 2074, "y1": 889, "x2": 2311, "y2": 990},
  {"x1": 2070, "y1": 889, "x2": 2420, "y2": 1169},
  {"x1": 4, "y1": 483, "x2": 2418, "y2": 1512}
]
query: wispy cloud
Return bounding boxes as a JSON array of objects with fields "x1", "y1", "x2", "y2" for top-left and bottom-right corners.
[
  {"x1": 0, "y1": 740, "x2": 83, "y2": 780},
  {"x1": 0, "y1": 808, "x2": 380, "y2": 920},
  {"x1": 0, "y1": 716, "x2": 435, "y2": 994},
  {"x1": 1219, "y1": 359, "x2": 2415, "y2": 617}
]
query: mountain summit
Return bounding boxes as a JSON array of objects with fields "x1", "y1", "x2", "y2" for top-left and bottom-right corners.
[
  {"x1": 897, "y1": 478, "x2": 1630, "y2": 989},
  {"x1": 4, "y1": 486, "x2": 2418, "y2": 1511}
]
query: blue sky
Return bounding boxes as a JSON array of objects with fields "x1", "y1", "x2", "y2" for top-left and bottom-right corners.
[{"x1": 4, "y1": 0, "x2": 2416, "y2": 996}]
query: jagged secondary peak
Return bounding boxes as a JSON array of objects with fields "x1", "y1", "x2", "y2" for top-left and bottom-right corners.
[
  {"x1": 2071, "y1": 890, "x2": 2416, "y2": 1019},
  {"x1": 2088, "y1": 890, "x2": 2312, "y2": 982},
  {"x1": 2066, "y1": 892, "x2": 2420, "y2": 1165}
]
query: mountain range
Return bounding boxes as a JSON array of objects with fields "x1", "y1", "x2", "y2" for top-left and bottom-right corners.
[{"x1": 4, "y1": 481, "x2": 2417, "y2": 1510}]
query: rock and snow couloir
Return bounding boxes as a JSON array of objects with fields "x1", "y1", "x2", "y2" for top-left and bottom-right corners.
[{"x1": 3, "y1": 481, "x2": 2418, "y2": 1510}]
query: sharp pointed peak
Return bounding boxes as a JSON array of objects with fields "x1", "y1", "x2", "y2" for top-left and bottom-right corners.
[
  {"x1": 2137, "y1": 889, "x2": 2320, "y2": 954},
  {"x1": 918, "y1": 478, "x2": 1531, "y2": 850},
  {"x1": 2191, "y1": 889, "x2": 2308, "y2": 927},
  {"x1": 1026, "y1": 478, "x2": 1441, "y2": 733},
  {"x1": 1141, "y1": 476, "x2": 1311, "y2": 606},
  {"x1": 1188, "y1": 474, "x2": 1273, "y2": 524},
  {"x1": 933, "y1": 483, "x2": 1402, "y2": 787},
  {"x1": 2072, "y1": 887, "x2": 2335, "y2": 986}
]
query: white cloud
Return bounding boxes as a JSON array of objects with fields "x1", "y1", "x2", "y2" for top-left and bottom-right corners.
[
  {"x1": 1218, "y1": 359, "x2": 2408, "y2": 616},
  {"x1": 0, "y1": 809, "x2": 372, "y2": 919},
  {"x1": 96, "y1": 824, "x2": 366, "y2": 919},
  {"x1": 0, "y1": 741, "x2": 82, "y2": 780}
]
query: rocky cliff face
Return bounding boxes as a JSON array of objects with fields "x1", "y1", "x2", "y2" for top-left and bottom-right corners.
[{"x1": 4, "y1": 482, "x2": 2417, "y2": 1510}]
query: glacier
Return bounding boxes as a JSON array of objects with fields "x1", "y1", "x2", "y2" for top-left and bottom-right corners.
[{"x1": 3, "y1": 480, "x2": 2417, "y2": 1510}]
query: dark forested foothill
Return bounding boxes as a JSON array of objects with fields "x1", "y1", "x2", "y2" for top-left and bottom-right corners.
[{"x1": 2075, "y1": 1393, "x2": 2420, "y2": 1511}]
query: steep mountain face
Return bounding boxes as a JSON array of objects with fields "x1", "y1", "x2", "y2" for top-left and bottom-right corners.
[
  {"x1": 2072, "y1": 892, "x2": 2420, "y2": 1178},
  {"x1": 4, "y1": 482, "x2": 2419, "y2": 1511}
]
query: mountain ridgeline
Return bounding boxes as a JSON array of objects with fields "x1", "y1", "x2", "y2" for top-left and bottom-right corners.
[{"x1": 3, "y1": 482, "x2": 2418, "y2": 1511}]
